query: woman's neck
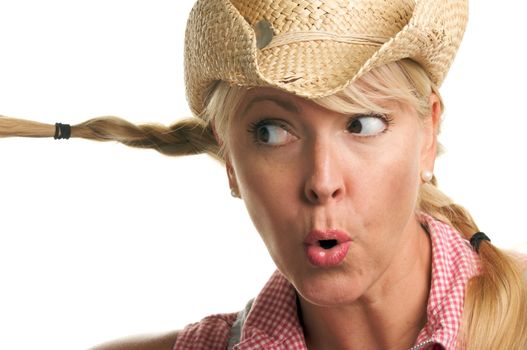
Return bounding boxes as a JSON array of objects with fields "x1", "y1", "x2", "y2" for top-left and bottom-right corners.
[{"x1": 298, "y1": 220, "x2": 432, "y2": 350}]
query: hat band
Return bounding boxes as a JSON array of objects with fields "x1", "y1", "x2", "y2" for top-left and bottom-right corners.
[{"x1": 261, "y1": 31, "x2": 388, "y2": 51}]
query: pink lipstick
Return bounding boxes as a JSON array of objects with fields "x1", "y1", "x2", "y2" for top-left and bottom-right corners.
[{"x1": 304, "y1": 229, "x2": 351, "y2": 267}]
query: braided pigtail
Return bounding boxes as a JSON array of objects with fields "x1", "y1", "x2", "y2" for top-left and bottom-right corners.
[
  {"x1": 419, "y1": 180, "x2": 527, "y2": 350},
  {"x1": 0, "y1": 115, "x2": 221, "y2": 161}
]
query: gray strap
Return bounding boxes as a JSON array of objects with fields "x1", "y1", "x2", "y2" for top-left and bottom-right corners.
[{"x1": 227, "y1": 298, "x2": 254, "y2": 350}]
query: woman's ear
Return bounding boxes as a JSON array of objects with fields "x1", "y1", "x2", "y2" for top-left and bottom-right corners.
[
  {"x1": 420, "y1": 92, "x2": 442, "y2": 174},
  {"x1": 225, "y1": 157, "x2": 241, "y2": 198},
  {"x1": 212, "y1": 120, "x2": 240, "y2": 197},
  {"x1": 226, "y1": 158, "x2": 236, "y2": 188},
  {"x1": 210, "y1": 120, "x2": 223, "y2": 146}
]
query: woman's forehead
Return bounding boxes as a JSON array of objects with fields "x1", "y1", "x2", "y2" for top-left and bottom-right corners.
[
  {"x1": 244, "y1": 86, "x2": 307, "y2": 101},
  {"x1": 239, "y1": 85, "x2": 403, "y2": 116},
  {"x1": 240, "y1": 87, "x2": 323, "y2": 113}
]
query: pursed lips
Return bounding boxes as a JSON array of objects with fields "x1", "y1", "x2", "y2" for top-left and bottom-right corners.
[
  {"x1": 304, "y1": 229, "x2": 352, "y2": 247},
  {"x1": 303, "y1": 229, "x2": 352, "y2": 267}
]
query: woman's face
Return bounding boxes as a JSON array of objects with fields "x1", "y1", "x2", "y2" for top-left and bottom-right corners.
[{"x1": 224, "y1": 87, "x2": 439, "y2": 306}]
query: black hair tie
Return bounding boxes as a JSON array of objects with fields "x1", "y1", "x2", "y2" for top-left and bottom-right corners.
[
  {"x1": 470, "y1": 232, "x2": 491, "y2": 253},
  {"x1": 54, "y1": 123, "x2": 71, "y2": 140}
]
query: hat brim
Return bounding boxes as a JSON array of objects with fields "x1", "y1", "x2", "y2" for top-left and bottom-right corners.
[{"x1": 255, "y1": 41, "x2": 381, "y2": 99}]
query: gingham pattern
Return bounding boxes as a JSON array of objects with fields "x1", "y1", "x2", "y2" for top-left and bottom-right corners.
[
  {"x1": 173, "y1": 213, "x2": 480, "y2": 350},
  {"x1": 413, "y1": 213, "x2": 481, "y2": 349},
  {"x1": 174, "y1": 313, "x2": 239, "y2": 350}
]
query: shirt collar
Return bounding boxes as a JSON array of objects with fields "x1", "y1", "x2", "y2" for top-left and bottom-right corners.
[{"x1": 234, "y1": 269, "x2": 306, "y2": 349}]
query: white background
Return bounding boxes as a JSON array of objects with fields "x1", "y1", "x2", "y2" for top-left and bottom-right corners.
[{"x1": 0, "y1": 1, "x2": 525, "y2": 349}]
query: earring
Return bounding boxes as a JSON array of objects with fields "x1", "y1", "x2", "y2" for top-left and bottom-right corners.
[
  {"x1": 421, "y1": 170, "x2": 433, "y2": 183},
  {"x1": 231, "y1": 188, "x2": 240, "y2": 198}
]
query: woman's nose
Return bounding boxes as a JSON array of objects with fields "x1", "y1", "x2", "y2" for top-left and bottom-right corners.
[{"x1": 303, "y1": 139, "x2": 346, "y2": 205}]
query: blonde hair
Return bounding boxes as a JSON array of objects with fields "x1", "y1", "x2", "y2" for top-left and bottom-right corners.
[
  {"x1": 1, "y1": 59, "x2": 526, "y2": 349},
  {"x1": 0, "y1": 114, "x2": 221, "y2": 161}
]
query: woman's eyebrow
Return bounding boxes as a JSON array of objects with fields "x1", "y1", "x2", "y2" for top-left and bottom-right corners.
[{"x1": 241, "y1": 95, "x2": 300, "y2": 115}]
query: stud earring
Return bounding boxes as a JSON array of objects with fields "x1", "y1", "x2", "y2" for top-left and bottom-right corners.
[
  {"x1": 231, "y1": 188, "x2": 240, "y2": 198},
  {"x1": 421, "y1": 170, "x2": 434, "y2": 183}
]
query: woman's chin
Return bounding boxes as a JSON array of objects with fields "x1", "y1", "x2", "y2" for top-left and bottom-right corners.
[{"x1": 290, "y1": 267, "x2": 367, "y2": 307}]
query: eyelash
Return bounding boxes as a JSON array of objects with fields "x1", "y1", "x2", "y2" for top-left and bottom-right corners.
[
  {"x1": 347, "y1": 113, "x2": 394, "y2": 136},
  {"x1": 246, "y1": 118, "x2": 294, "y2": 147},
  {"x1": 246, "y1": 113, "x2": 394, "y2": 146}
]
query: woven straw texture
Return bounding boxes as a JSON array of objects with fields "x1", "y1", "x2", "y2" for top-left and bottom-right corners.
[{"x1": 184, "y1": 0, "x2": 468, "y2": 117}]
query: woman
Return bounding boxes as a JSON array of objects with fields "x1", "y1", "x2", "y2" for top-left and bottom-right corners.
[{"x1": 1, "y1": 0, "x2": 526, "y2": 349}]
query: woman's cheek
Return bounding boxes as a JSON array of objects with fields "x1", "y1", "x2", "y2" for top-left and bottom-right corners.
[
  {"x1": 353, "y1": 146, "x2": 420, "y2": 232},
  {"x1": 236, "y1": 162, "x2": 290, "y2": 230},
  {"x1": 379, "y1": 149, "x2": 421, "y2": 221}
]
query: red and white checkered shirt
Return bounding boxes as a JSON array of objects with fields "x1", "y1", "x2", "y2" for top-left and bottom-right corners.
[{"x1": 173, "y1": 213, "x2": 481, "y2": 350}]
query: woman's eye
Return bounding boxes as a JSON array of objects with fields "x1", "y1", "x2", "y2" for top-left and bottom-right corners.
[
  {"x1": 248, "y1": 120, "x2": 296, "y2": 146},
  {"x1": 347, "y1": 115, "x2": 389, "y2": 136}
]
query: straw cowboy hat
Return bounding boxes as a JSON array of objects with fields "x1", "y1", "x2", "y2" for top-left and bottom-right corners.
[{"x1": 184, "y1": 0, "x2": 468, "y2": 117}]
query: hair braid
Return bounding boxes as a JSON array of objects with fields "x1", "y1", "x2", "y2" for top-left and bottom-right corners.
[{"x1": 0, "y1": 115, "x2": 221, "y2": 161}]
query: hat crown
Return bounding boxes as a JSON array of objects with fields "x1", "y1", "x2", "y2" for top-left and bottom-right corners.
[
  {"x1": 230, "y1": 0, "x2": 415, "y2": 37},
  {"x1": 184, "y1": 0, "x2": 468, "y2": 117}
]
